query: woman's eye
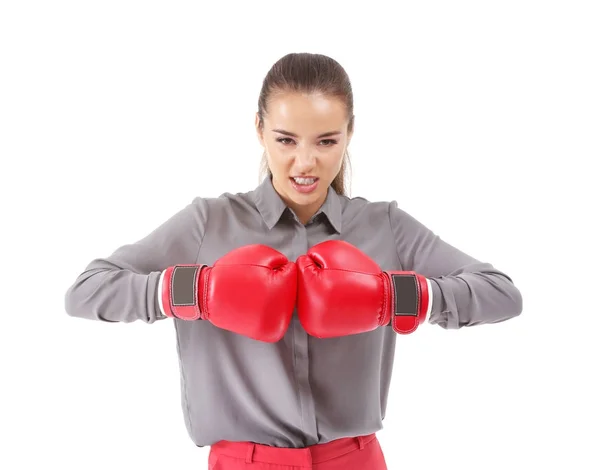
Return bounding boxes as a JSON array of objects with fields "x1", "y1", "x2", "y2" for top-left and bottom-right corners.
[{"x1": 276, "y1": 138, "x2": 338, "y2": 146}]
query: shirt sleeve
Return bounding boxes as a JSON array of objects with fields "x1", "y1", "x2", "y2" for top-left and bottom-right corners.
[
  {"x1": 388, "y1": 201, "x2": 523, "y2": 329},
  {"x1": 64, "y1": 197, "x2": 209, "y2": 323}
]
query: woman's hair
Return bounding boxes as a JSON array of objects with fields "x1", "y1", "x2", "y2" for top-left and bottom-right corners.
[{"x1": 257, "y1": 53, "x2": 354, "y2": 196}]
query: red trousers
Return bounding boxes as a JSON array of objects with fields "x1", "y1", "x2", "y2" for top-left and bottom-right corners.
[{"x1": 208, "y1": 433, "x2": 388, "y2": 469}]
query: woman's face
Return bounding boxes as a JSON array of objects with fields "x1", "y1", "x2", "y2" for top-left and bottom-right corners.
[{"x1": 256, "y1": 91, "x2": 352, "y2": 224}]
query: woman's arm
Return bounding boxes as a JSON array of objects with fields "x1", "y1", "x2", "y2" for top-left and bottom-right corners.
[
  {"x1": 64, "y1": 197, "x2": 208, "y2": 323},
  {"x1": 388, "y1": 201, "x2": 523, "y2": 329}
]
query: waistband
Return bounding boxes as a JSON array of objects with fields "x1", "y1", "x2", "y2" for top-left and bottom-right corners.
[{"x1": 210, "y1": 433, "x2": 377, "y2": 466}]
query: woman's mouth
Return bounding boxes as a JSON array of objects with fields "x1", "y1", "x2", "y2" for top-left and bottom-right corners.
[{"x1": 290, "y1": 176, "x2": 319, "y2": 194}]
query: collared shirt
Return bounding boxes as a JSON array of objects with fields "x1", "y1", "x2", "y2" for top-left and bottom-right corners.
[{"x1": 64, "y1": 176, "x2": 522, "y2": 448}]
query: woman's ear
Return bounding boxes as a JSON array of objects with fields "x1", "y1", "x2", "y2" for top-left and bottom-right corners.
[{"x1": 255, "y1": 113, "x2": 264, "y2": 147}]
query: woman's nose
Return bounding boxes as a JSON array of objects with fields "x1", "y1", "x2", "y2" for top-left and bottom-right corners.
[{"x1": 294, "y1": 151, "x2": 316, "y2": 171}]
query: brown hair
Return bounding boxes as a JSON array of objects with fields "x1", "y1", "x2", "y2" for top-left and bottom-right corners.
[{"x1": 257, "y1": 53, "x2": 354, "y2": 196}]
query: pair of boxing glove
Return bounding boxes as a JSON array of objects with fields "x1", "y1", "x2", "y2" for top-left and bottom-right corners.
[{"x1": 158, "y1": 240, "x2": 432, "y2": 343}]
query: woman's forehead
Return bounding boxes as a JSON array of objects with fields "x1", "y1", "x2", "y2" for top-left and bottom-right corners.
[{"x1": 265, "y1": 92, "x2": 348, "y2": 131}]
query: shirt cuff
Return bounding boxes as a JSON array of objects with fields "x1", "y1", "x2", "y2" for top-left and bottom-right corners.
[
  {"x1": 425, "y1": 278, "x2": 434, "y2": 323},
  {"x1": 427, "y1": 278, "x2": 444, "y2": 324},
  {"x1": 155, "y1": 270, "x2": 167, "y2": 320}
]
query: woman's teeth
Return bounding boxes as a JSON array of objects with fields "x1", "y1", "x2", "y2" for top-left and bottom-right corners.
[{"x1": 292, "y1": 177, "x2": 317, "y2": 185}]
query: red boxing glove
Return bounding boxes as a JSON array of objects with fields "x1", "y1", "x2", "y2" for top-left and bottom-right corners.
[
  {"x1": 158, "y1": 245, "x2": 297, "y2": 343},
  {"x1": 297, "y1": 240, "x2": 432, "y2": 338}
]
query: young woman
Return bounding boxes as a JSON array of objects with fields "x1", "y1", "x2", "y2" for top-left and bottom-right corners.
[{"x1": 65, "y1": 52, "x2": 523, "y2": 469}]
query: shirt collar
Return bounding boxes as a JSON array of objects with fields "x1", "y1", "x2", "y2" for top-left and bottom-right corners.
[
  {"x1": 253, "y1": 176, "x2": 342, "y2": 233},
  {"x1": 254, "y1": 176, "x2": 288, "y2": 230},
  {"x1": 315, "y1": 184, "x2": 343, "y2": 234}
]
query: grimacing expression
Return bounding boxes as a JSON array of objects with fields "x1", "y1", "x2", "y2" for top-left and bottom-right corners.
[{"x1": 256, "y1": 92, "x2": 352, "y2": 223}]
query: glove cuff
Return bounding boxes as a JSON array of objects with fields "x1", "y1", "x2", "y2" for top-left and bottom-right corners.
[
  {"x1": 384, "y1": 271, "x2": 432, "y2": 334},
  {"x1": 158, "y1": 264, "x2": 207, "y2": 320}
]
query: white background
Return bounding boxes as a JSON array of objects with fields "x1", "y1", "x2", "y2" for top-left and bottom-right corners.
[{"x1": 1, "y1": 1, "x2": 599, "y2": 469}]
